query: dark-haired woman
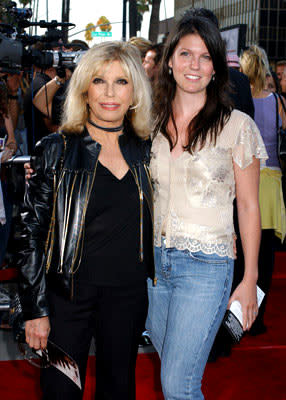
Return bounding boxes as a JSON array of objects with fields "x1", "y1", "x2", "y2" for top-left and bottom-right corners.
[{"x1": 146, "y1": 14, "x2": 267, "y2": 399}]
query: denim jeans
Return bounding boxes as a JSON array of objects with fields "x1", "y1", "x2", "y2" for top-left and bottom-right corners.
[{"x1": 146, "y1": 242, "x2": 234, "y2": 400}]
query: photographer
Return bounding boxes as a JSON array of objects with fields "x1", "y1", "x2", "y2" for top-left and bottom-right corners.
[
  {"x1": 23, "y1": 43, "x2": 58, "y2": 153},
  {"x1": 0, "y1": 79, "x2": 17, "y2": 267},
  {"x1": 6, "y1": 72, "x2": 29, "y2": 155},
  {"x1": 32, "y1": 68, "x2": 70, "y2": 129}
]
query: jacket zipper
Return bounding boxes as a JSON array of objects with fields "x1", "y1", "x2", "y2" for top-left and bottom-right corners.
[
  {"x1": 45, "y1": 134, "x2": 67, "y2": 273},
  {"x1": 44, "y1": 172, "x2": 57, "y2": 272},
  {"x1": 45, "y1": 170, "x2": 65, "y2": 273},
  {"x1": 58, "y1": 171, "x2": 78, "y2": 273},
  {"x1": 130, "y1": 166, "x2": 144, "y2": 262}
]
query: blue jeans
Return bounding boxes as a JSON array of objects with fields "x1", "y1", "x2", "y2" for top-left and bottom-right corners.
[{"x1": 146, "y1": 243, "x2": 234, "y2": 400}]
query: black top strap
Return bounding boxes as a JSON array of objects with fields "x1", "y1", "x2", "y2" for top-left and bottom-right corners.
[{"x1": 273, "y1": 93, "x2": 279, "y2": 133}]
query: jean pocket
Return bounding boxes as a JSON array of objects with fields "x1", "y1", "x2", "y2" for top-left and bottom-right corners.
[{"x1": 189, "y1": 251, "x2": 229, "y2": 265}]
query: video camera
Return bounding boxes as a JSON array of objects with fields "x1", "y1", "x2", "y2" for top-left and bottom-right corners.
[{"x1": 0, "y1": 1, "x2": 85, "y2": 74}]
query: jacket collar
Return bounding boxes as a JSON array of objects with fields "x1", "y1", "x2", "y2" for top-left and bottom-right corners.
[{"x1": 64, "y1": 125, "x2": 140, "y2": 171}]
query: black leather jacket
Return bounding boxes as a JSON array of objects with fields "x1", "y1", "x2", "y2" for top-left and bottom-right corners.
[{"x1": 19, "y1": 127, "x2": 154, "y2": 321}]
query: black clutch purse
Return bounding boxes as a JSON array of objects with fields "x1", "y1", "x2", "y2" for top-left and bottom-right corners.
[{"x1": 9, "y1": 293, "x2": 25, "y2": 343}]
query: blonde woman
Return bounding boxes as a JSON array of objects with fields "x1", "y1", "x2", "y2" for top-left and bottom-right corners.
[
  {"x1": 240, "y1": 45, "x2": 286, "y2": 335},
  {"x1": 20, "y1": 41, "x2": 154, "y2": 400}
]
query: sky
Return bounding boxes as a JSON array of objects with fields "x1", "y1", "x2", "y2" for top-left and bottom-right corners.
[{"x1": 15, "y1": 0, "x2": 174, "y2": 44}]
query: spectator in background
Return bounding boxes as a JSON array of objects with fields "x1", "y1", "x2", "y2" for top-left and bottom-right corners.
[
  {"x1": 0, "y1": 80, "x2": 17, "y2": 267},
  {"x1": 32, "y1": 41, "x2": 88, "y2": 146},
  {"x1": 143, "y1": 44, "x2": 163, "y2": 83},
  {"x1": 23, "y1": 43, "x2": 57, "y2": 154},
  {"x1": 281, "y1": 66, "x2": 286, "y2": 98},
  {"x1": 6, "y1": 73, "x2": 28, "y2": 155},
  {"x1": 240, "y1": 45, "x2": 286, "y2": 335},
  {"x1": 68, "y1": 39, "x2": 89, "y2": 51},
  {"x1": 128, "y1": 36, "x2": 152, "y2": 61},
  {"x1": 276, "y1": 60, "x2": 286, "y2": 82},
  {"x1": 32, "y1": 70, "x2": 70, "y2": 130},
  {"x1": 265, "y1": 70, "x2": 281, "y2": 94}
]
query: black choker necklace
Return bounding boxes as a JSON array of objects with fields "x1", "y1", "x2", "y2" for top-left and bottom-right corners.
[{"x1": 88, "y1": 119, "x2": 123, "y2": 132}]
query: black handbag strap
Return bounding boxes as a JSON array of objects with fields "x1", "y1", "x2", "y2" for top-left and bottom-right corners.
[{"x1": 273, "y1": 93, "x2": 279, "y2": 133}]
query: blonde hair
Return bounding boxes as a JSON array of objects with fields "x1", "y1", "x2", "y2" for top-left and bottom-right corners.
[
  {"x1": 240, "y1": 45, "x2": 269, "y2": 96},
  {"x1": 128, "y1": 36, "x2": 152, "y2": 59},
  {"x1": 61, "y1": 41, "x2": 152, "y2": 139}
]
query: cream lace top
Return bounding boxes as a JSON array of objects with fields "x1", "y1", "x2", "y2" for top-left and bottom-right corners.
[{"x1": 150, "y1": 110, "x2": 268, "y2": 258}]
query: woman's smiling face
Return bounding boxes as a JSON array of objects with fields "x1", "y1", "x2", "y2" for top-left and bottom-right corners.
[
  {"x1": 87, "y1": 60, "x2": 134, "y2": 127},
  {"x1": 168, "y1": 33, "x2": 215, "y2": 97}
]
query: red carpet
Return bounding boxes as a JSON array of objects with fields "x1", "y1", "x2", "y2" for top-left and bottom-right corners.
[{"x1": 0, "y1": 252, "x2": 285, "y2": 399}]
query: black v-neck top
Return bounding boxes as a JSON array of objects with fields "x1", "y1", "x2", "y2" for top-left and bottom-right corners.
[{"x1": 77, "y1": 161, "x2": 151, "y2": 286}]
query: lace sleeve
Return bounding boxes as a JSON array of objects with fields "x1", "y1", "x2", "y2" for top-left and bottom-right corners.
[{"x1": 232, "y1": 115, "x2": 268, "y2": 169}]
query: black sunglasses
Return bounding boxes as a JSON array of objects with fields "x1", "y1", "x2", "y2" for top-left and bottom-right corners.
[{"x1": 18, "y1": 340, "x2": 74, "y2": 369}]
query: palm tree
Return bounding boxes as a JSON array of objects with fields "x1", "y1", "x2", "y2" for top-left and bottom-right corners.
[
  {"x1": 19, "y1": 0, "x2": 32, "y2": 6},
  {"x1": 137, "y1": 0, "x2": 151, "y2": 32},
  {"x1": 148, "y1": 0, "x2": 161, "y2": 43},
  {"x1": 85, "y1": 23, "x2": 96, "y2": 44},
  {"x1": 136, "y1": 0, "x2": 162, "y2": 43}
]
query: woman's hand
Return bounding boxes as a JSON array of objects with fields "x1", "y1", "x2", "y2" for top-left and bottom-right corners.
[
  {"x1": 24, "y1": 162, "x2": 34, "y2": 181},
  {"x1": 1, "y1": 147, "x2": 14, "y2": 163},
  {"x1": 228, "y1": 279, "x2": 258, "y2": 331},
  {"x1": 25, "y1": 316, "x2": 51, "y2": 350}
]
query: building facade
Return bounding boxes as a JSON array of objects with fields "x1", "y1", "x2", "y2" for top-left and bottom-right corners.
[{"x1": 175, "y1": 0, "x2": 286, "y2": 60}]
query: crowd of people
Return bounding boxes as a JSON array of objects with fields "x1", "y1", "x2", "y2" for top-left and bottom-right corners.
[{"x1": 0, "y1": 6, "x2": 286, "y2": 400}]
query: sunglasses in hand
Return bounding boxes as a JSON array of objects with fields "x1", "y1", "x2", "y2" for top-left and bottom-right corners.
[{"x1": 18, "y1": 340, "x2": 77, "y2": 370}]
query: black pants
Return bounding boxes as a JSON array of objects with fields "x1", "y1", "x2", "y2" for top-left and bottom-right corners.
[
  {"x1": 250, "y1": 229, "x2": 276, "y2": 331},
  {"x1": 210, "y1": 228, "x2": 276, "y2": 357},
  {"x1": 41, "y1": 281, "x2": 148, "y2": 400}
]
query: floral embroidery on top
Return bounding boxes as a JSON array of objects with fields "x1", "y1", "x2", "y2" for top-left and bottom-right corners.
[{"x1": 151, "y1": 110, "x2": 268, "y2": 259}]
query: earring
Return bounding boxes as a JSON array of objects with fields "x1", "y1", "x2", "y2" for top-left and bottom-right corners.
[
  {"x1": 212, "y1": 74, "x2": 215, "y2": 81},
  {"x1": 168, "y1": 67, "x2": 172, "y2": 75},
  {"x1": 129, "y1": 104, "x2": 138, "y2": 111}
]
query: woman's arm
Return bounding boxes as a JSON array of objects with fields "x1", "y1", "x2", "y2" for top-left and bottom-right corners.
[
  {"x1": 33, "y1": 76, "x2": 65, "y2": 118},
  {"x1": 7, "y1": 73, "x2": 21, "y2": 129},
  {"x1": 229, "y1": 156, "x2": 261, "y2": 331},
  {"x1": 19, "y1": 137, "x2": 60, "y2": 349},
  {"x1": 1, "y1": 115, "x2": 17, "y2": 163}
]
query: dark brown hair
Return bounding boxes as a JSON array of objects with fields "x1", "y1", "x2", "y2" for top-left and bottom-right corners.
[{"x1": 154, "y1": 14, "x2": 232, "y2": 153}]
